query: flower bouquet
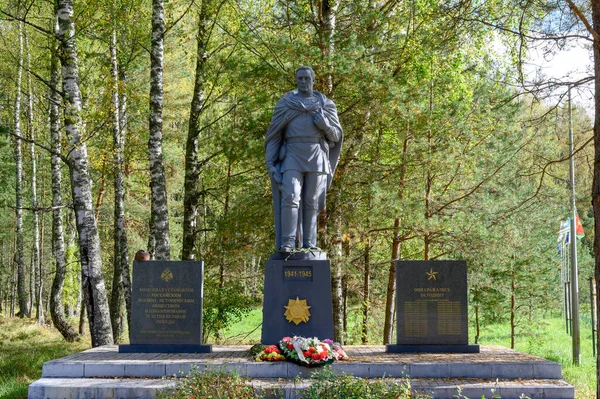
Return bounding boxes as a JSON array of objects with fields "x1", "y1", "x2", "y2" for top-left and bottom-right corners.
[
  {"x1": 278, "y1": 336, "x2": 337, "y2": 367},
  {"x1": 329, "y1": 340, "x2": 349, "y2": 361},
  {"x1": 255, "y1": 344, "x2": 286, "y2": 362}
]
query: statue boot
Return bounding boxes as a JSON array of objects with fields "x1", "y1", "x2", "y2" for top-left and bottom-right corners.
[
  {"x1": 302, "y1": 208, "x2": 320, "y2": 250},
  {"x1": 279, "y1": 206, "x2": 298, "y2": 252}
]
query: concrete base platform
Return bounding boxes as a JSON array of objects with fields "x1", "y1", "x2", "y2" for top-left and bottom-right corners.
[
  {"x1": 28, "y1": 345, "x2": 574, "y2": 399},
  {"x1": 29, "y1": 377, "x2": 574, "y2": 399}
]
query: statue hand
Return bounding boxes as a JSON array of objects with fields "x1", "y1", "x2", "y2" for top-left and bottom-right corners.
[
  {"x1": 313, "y1": 108, "x2": 331, "y2": 131},
  {"x1": 269, "y1": 167, "x2": 282, "y2": 184}
]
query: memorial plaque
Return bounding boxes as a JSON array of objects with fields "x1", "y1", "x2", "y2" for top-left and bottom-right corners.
[
  {"x1": 119, "y1": 260, "x2": 211, "y2": 353},
  {"x1": 261, "y1": 252, "x2": 334, "y2": 344},
  {"x1": 387, "y1": 260, "x2": 479, "y2": 353}
]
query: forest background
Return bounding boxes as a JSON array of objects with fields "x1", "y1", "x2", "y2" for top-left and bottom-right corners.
[{"x1": 0, "y1": 0, "x2": 599, "y2": 392}]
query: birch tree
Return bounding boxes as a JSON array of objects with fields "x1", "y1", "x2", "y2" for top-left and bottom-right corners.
[
  {"x1": 14, "y1": 20, "x2": 27, "y2": 318},
  {"x1": 148, "y1": 0, "x2": 170, "y2": 260},
  {"x1": 109, "y1": 10, "x2": 129, "y2": 341},
  {"x1": 56, "y1": 0, "x2": 113, "y2": 346},
  {"x1": 24, "y1": 29, "x2": 42, "y2": 325},
  {"x1": 119, "y1": 64, "x2": 132, "y2": 331},
  {"x1": 49, "y1": 4, "x2": 78, "y2": 341}
]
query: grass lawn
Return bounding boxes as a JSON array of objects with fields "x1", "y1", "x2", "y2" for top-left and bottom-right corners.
[
  {"x1": 220, "y1": 308, "x2": 262, "y2": 344},
  {"x1": 221, "y1": 308, "x2": 597, "y2": 398},
  {"x1": 476, "y1": 316, "x2": 596, "y2": 399},
  {"x1": 1, "y1": 309, "x2": 596, "y2": 399},
  {"x1": 0, "y1": 315, "x2": 90, "y2": 399}
]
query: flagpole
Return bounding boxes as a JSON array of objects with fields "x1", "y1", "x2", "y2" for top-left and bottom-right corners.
[{"x1": 568, "y1": 88, "x2": 581, "y2": 365}]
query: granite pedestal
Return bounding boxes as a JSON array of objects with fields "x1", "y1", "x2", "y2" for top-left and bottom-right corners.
[{"x1": 261, "y1": 251, "x2": 334, "y2": 344}]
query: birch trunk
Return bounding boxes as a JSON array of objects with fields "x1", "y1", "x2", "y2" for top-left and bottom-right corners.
[
  {"x1": 25, "y1": 30, "x2": 43, "y2": 325},
  {"x1": 49, "y1": 10, "x2": 79, "y2": 340},
  {"x1": 56, "y1": 0, "x2": 113, "y2": 346},
  {"x1": 148, "y1": 0, "x2": 170, "y2": 260},
  {"x1": 14, "y1": 20, "x2": 28, "y2": 318},
  {"x1": 11, "y1": 237, "x2": 16, "y2": 317},
  {"x1": 119, "y1": 65, "x2": 132, "y2": 331},
  {"x1": 109, "y1": 23, "x2": 129, "y2": 343},
  {"x1": 182, "y1": 1, "x2": 210, "y2": 260}
]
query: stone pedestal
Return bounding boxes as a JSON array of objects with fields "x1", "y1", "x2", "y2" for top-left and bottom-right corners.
[
  {"x1": 261, "y1": 252, "x2": 334, "y2": 344},
  {"x1": 119, "y1": 261, "x2": 212, "y2": 353},
  {"x1": 387, "y1": 260, "x2": 479, "y2": 353}
]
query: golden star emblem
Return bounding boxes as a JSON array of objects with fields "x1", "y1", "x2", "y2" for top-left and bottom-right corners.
[
  {"x1": 284, "y1": 297, "x2": 311, "y2": 325},
  {"x1": 426, "y1": 268, "x2": 438, "y2": 281}
]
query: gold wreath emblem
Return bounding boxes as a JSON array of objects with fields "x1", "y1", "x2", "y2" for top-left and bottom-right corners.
[
  {"x1": 284, "y1": 297, "x2": 311, "y2": 325},
  {"x1": 161, "y1": 268, "x2": 173, "y2": 282}
]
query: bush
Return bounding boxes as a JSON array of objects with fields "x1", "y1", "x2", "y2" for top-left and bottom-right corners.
[
  {"x1": 301, "y1": 367, "x2": 429, "y2": 399},
  {"x1": 160, "y1": 369, "x2": 256, "y2": 399}
]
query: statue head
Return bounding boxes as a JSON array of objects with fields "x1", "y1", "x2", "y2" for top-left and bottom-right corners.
[{"x1": 295, "y1": 66, "x2": 315, "y2": 95}]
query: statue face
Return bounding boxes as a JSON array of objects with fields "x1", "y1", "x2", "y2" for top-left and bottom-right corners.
[{"x1": 296, "y1": 69, "x2": 314, "y2": 95}]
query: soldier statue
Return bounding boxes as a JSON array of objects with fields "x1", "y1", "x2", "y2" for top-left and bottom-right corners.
[{"x1": 265, "y1": 66, "x2": 343, "y2": 253}]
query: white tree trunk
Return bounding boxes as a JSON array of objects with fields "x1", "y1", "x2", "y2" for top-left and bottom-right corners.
[
  {"x1": 119, "y1": 65, "x2": 132, "y2": 331},
  {"x1": 49, "y1": 4, "x2": 79, "y2": 341},
  {"x1": 148, "y1": 0, "x2": 170, "y2": 260},
  {"x1": 14, "y1": 20, "x2": 27, "y2": 318},
  {"x1": 25, "y1": 29, "x2": 43, "y2": 325},
  {"x1": 109, "y1": 19, "x2": 129, "y2": 342},
  {"x1": 56, "y1": 0, "x2": 113, "y2": 346}
]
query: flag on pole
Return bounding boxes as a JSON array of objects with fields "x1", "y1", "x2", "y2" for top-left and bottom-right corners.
[
  {"x1": 558, "y1": 219, "x2": 570, "y2": 243},
  {"x1": 576, "y1": 212, "x2": 585, "y2": 238}
]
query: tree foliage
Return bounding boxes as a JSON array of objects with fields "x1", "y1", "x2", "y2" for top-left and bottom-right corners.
[{"x1": 0, "y1": 0, "x2": 593, "y2": 353}]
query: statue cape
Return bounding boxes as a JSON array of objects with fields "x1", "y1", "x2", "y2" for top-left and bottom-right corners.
[{"x1": 265, "y1": 90, "x2": 343, "y2": 249}]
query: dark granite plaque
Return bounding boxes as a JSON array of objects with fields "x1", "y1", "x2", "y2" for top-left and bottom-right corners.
[
  {"x1": 119, "y1": 261, "x2": 211, "y2": 353},
  {"x1": 387, "y1": 260, "x2": 479, "y2": 353},
  {"x1": 261, "y1": 254, "x2": 334, "y2": 344}
]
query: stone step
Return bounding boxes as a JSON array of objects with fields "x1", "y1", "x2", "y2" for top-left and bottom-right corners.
[
  {"x1": 41, "y1": 358, "x2": 562, "y2": 380},
  {"x1": 40, "y1": 345, "x2": 563, "y2": 380},
  {"x1": 28, "y1": 377, "x2": 575, "y2": 399}
]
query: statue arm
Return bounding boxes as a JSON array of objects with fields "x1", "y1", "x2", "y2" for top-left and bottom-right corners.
[
  {"x1": 265, "y1": 97, "x2": 291, "y2": 183},
  {"x1": 322, "y1": 101, "x2": 342, "y2": 143}
]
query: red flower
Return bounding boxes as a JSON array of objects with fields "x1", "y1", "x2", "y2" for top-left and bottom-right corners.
[
  {"x1": 287, "y1": 343, "x2": 294, "y2": 350},
  {"x1": 303, "y1": 351, "x2": 312, "y2": 357},
  {"x1": 312, "y1": 353, "x2": 321, "y2": 360},
  {"x1": 320, "y1": 352, "x2": 327, "y2": 359},
  {"x1": 309, "y1": 347, "x2": 316, "y2": 353}
]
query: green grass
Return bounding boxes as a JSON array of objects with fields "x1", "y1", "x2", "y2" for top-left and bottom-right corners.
[
  {"x1": 224, "y1": 309, "x2": 597, "y2": 398},
  {"x1": 476, "y1": 316, "x2": 596, "y2": 399},
  {"x1": 1, "y1": 310, "x2": 596, "y2": 399},
  {"x1": 0, "y1": 315, "x2": 90, "y2": 399},
  {"x1": 219, "y1": 308, "x2": 262, "y2": 344}
]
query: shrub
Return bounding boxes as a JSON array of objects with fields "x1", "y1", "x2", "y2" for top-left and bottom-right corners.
[
  {"x1": 301, "y1": 367, "x2": 429, "y2": 399},
  {"x1": 159, "y1": 369, "x2": 256, "y2": 399}
]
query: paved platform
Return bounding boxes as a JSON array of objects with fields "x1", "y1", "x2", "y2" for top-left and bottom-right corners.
[{"x1": 28, "y1": 345, "x2": 575, "y2": 399}]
